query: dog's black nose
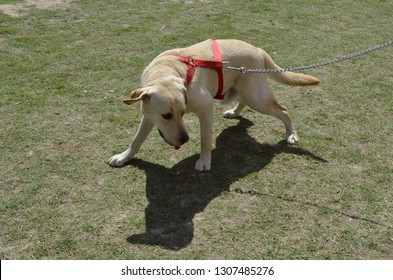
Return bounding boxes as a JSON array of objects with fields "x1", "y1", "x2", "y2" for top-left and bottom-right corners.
[{"x1": 179, "y1": 134, "x2": 189, "y2": 144}]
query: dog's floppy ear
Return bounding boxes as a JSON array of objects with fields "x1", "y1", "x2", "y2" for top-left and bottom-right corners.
[{"x1": 123, "y1": 88, "x2": 151, "y2": 105}]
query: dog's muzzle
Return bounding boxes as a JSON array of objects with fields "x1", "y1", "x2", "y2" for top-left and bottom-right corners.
[
  {"x1": 179, "y1": 133, "x2": 189, "y2": 145},
  {"x1": 158, "y1": 129, "x2": 189, "y2": 149},
  {"x1": 158, "y1": 129, "x2": 165, "y2": 139}
]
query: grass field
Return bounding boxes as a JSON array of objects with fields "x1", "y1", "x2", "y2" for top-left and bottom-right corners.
[{"x1": 1, "y1": 0, "x2": 392, "y2": 259}]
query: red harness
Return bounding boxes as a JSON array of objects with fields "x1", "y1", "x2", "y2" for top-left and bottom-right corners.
[{"x1": 174, "y1": 39, "x2": 224, "y2": 100}]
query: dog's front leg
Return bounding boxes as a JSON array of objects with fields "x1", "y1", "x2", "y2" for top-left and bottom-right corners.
[
  {"x1": 195, "y1": 106, "x2": 213, "y2": 171},
  {"x1": 108, "y1": 116, "x2": 153, "y2": 167}
]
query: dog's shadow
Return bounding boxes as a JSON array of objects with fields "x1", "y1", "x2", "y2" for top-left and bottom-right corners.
[{"x1": 126, "y1": 117, "x2": 327, "y2": 250}]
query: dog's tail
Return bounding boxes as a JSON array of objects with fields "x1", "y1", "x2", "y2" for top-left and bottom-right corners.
[{"x1": 263, "y1": 51, "x2": 320, "y2": 86}]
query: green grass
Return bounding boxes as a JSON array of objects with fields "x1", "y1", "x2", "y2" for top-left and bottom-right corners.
[{"x1": 1, "y1": 0, "x2": 392, "y2": 259}]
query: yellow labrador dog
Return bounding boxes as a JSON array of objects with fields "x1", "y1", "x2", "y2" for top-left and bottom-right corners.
[{"x1": 108, "y1": 39, "x2": 320, "y2": 171}]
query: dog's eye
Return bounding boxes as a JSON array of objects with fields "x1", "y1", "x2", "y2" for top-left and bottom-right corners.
[{"x1": 161, "y1": 113, "x2": 173, "y2": 120}]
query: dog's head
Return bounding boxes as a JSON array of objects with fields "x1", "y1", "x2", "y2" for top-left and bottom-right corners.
[{"x1": 123, "y1": 77, "x2": 189, "y2": 149}]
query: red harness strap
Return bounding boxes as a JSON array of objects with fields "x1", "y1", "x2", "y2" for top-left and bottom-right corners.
[{"x1": 175, "y1": 39, "x2": 225, "y2": 100}]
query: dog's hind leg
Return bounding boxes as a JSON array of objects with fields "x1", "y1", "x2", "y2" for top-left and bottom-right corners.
[
  {"x1": 241, "y1": 79, "x2": 299, "y2": 144},
  {"x1": 223, "y1": 102, "x2": 246, "y2": 119},
  {"x1": 264, "y1": 100, "x2": 299, "y2": 144}
]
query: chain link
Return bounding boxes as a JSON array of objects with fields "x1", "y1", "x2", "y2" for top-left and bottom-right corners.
[{"x1": 224, "y1": 40, "x2": 393, "y2": 74}]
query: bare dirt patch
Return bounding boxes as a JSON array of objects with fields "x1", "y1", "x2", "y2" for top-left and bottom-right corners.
[{"x1": 0, "y1": 0, "x2": 71, "y2": 17}]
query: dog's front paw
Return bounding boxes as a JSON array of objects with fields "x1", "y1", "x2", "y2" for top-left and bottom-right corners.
[
  {"x1": 286, "y1": 133, "x2": 299, "y2": 145},
  {"x1": 108, "y1": 151, "x2": 132, "y2": 167},
  {"x1": 195, "y1": 157, "x2": 211, "y2": 171}
]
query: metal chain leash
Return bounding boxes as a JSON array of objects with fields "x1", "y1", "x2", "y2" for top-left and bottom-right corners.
[{"x1": 224, "y1": 40, "x2": 393, "y2": 74}]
